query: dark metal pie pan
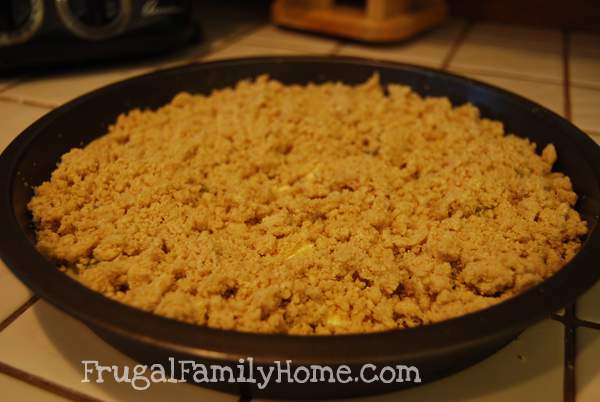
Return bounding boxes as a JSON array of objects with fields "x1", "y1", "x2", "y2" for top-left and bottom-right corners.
[{"x1": 1, "y1": 57, "x2": 599, "y2": 399}]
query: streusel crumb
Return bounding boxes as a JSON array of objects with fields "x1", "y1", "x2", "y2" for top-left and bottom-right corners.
[{"x1": 28, "y1": 75, "x2": 587, "y2": 334}]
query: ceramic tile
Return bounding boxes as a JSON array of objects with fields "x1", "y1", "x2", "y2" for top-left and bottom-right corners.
[
  {"x1": 578, "y1": 280, "x2": 600, "y2": 323},
  {"x1": 451, "y1": 70, "x2": 564, "y2": 116},
  {"x1": 0, "y1": 100, "x2": 49, "y2": 323},
  {"x1": 233, "y1": 25, "x2": 338, "y2": 54},
  {"x1": 0, "y1": 301, "x2": 237, "y2": 402},
  {"x1": 141, "y1": 40, "x2": 237, "y2": 71},
  {"x1": 450, "y1": 23, "x2": 562, "y2": 82},
  {"x1": 576, "y1": 328, "x2": 600, "y2": 402},
  {"x1": 137, "y1": 50, "x2": 202, "y2": 72},
  {"x1": 0, "y1": 79, "x2": 18, "y2": 92},
  {"x1": 463, "y1": 23, "x2": 562, "y2": 44},
  {"x1": 571, "y1": 86, "x2": 600, "y2": 133},
  {"x1": 1, "y1": 64, "x2": 155, "y2": 107},
  {"x1": 338, "y1": 19, "x2": 465, "y2": 68},
  {"x1": 570, "y1": 32, "x2": 600, "y2": 89},
  {"x1": 570, "y1": 53, "x2": 600, "y2": 90},
  {"x1": 0, "y1": 46, "x2": 226, "y2": 108},
  {"x1": 203, "y1": 43, "x2": 300, "y2": 62},
  {"x1": 0, "y1": 373, "x2": 70, "y2": 402},
  {"x1": 0, "y1": 263, "x2": 33, "y2": 325},
  {"x1": 256, "y1": 320, "x2": 563, "y2": 402},
  {"x1": 0, "y1": 100, "x2": 49, "y2": 152}
]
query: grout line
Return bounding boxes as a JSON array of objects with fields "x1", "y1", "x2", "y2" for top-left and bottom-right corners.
[
  {"x1": 120, "y1": 23, "x2": 270, "y2": 75},
  {"x1": 0, "y1": 296, "x2": 38, "y2": 333},
  {"x1": 329, "y1": 41, "x2": 346, "y2": 56},
  {"x1": 570, "y1": 81, "x2": 600, "y2": 92},
  {"x1": 561, "y1": 34, "x2": 576, "y2": 402},
  {"x1": 553, "y1": 312, "x2": 600, "y2": 330},
  {"x1": 451, "y1": 66, "x2": 565, "y2": 87},
  {"x1": 563, "y1": 304, "x2": 577, "y2": 402},
  {"x1": 0, "y1": 79, "x2": 25, "y2": 94},
  {"x1": 440, "y1": 20, "x2": 473, "y2": 71},
  {"x1": 189, "y1": 23, "x2": 269, "y2": 63},
  {"x1": 0, "y1": 94, "x2": 57, "y2": 110},
  {"x1": 562, "y1": 31, "x2": 572, "y2": 121},
  {"x1": 0, "y1": 361, "x2": 107, "y2": 402},
  {"x1": 574, "y1": 318, "x2": 600, "y2": 331}
]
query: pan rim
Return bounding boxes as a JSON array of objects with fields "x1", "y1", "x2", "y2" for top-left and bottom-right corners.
[{"x1": 1, "y1": 55, "x2": 600, "y2": 365}]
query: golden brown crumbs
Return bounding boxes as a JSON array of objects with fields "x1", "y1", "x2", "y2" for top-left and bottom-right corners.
[{"x1": 28, "y1": 74, "x2": 587, "y2": 335}]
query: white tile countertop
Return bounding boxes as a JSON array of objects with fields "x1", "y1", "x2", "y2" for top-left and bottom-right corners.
[{"x1": 1, "y1": 20, "x2": 599, "y2": 402}]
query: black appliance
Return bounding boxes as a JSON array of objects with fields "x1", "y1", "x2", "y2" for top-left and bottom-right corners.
[{"x1": 0, "y1": 0, "x2": 199, "y2": 71}]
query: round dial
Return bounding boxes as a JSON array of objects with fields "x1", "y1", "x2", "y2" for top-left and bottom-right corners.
[
  {"x1": 0, "y1": 0, "x2": 44, "y2": 46},
  {"x1": 55, "y1": 0, "x2": 132, "y2": 40}
]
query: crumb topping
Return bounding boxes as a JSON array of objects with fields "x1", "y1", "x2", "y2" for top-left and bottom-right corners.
[{"x1": 28, "y1": 75, "x2": 587, "y2": 334}]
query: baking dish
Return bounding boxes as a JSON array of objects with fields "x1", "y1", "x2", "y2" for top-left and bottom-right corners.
[{"x1": 1, "y1": 57, "x2": 599, "y2": 399}]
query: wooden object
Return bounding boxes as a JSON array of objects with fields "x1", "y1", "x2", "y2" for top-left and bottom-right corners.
[{"x1": 272, "y1": 0, "x2": 448, "y2": 43}]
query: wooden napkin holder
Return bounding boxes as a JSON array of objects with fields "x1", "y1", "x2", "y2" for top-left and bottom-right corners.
[{"x1": 272, "y1": 0, "x2": 448, "y2": 42}]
